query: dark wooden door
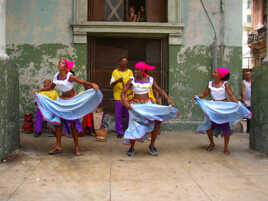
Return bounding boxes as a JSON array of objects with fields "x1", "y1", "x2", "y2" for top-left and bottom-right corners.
[
  {"x1": 146, "y1": 0, "x2": 167, "y2": 22},
  {"x1": 88, "y1": 37, "x2": 168, "y2": 113}
]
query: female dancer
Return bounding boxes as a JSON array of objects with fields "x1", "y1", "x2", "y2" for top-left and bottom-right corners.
[
  {"x1": 35, "y1": 58, "x2": 101, "y2": 155},
  {"x1": 121, "y1": 62, "x2": 178, "y2": 157},
  {"x1": 193, "y1": 68, "x2": 251, "y2": 155}
]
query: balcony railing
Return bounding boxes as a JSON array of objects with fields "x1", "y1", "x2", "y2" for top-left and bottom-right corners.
[
  {"x1": 248, "y1": 27, "x2": 266, "y2": 44},
  {"x1": 243, "y1": 56, "x2": 263, "y2": 68}
]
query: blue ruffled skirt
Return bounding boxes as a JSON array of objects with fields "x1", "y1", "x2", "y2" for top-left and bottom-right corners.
[
  {"x1": 124, "y1": 101, "x2": 178, "y2": 144},
  {"x1": 195, "y1": 97, "x2": 252, "y2": 137},
  {"x1": 35, "y1": 89, "x2": 103, "y2": 137}
]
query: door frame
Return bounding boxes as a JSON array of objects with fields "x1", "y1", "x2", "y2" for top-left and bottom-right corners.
[{"x1": 87, "y1": 34, "x2": 169, "y2": 101}]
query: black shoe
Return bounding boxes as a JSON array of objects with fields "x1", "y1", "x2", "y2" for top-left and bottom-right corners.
[
  {"x1": 117, "y1": 134, "x2": 123, "y2": 138},
  {"x1": 34, "y1": 132, "x2": 42, "y2": 137},
  {"x1": 148, "y1": 145, "x2": 158, "y2": 156},
  {"x1": 127, "y1": 147, "x2": 135, "y2": 157}
]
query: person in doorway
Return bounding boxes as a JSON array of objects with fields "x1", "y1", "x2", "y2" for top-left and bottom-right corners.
[
  {"x1": 34, "y1": 79, "x2": 58, "y2": 137},
  {"x1": 110, "y1": 57, "x2": 133, "y2": 138},
  {"x1": 121, "y1": 61, "x2": 178, "y2": 157},
  {"x1": 193, "y1": 68, "x2": 252, "y2": 155},
  {"x1": 34, "y1": 58, "x2": 101, "y2": 156},
  {"x1": 137, "y1": 5, "x2": 146, "y2": 22},
  {"x1": 241, "y1": 70, "x2": 252, "y2": 133},
  {"x1": 128, "y1": 6, "x2": 137, "y2": 22}
]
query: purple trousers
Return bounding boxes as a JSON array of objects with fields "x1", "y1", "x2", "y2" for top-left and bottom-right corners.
[
  {"x1": 115, "y1": 100, "x2": 129, "y2": 135},
  {"x1": 35, "y1": 108, "x2": 43, "y2": 133},
  {"x1": 62, "y1": 119, "x2": 82, "y2": 137},
  {"x1": 35, "y1": 108, "x2": 82, "y2": 137}
]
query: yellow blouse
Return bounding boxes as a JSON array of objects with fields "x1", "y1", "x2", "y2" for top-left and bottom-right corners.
[
  {"x1": 39, "y1": 90, "x2": 59, "y2": 100},
  {"x1": 110, "y1": 68, "x2": 133, "y2": 100}
]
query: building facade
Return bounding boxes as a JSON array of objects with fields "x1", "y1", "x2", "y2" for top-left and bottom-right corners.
[
  {"x1": 248, "y1": 0, "x2": 267, "y2": 67},
  {"x1": 1, "y1": 0, "x2": 242, "y2": 159},
  {"x1": 243, "y1": 0, "x2": 252, "y2": 69},
  {"x1": 248, "y1": 0, "x2": 268, "y2": 154}
]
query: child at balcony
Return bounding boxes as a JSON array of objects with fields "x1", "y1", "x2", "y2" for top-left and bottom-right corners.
[
  {"x1": 137, "y1": 5, "x2": 146, "y2": 22},
  {"x1": 128, "y1": 6, "x2": 137, "y2": 22}
]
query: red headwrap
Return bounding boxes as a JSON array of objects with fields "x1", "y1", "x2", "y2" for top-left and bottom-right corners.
[
  {"x1": 63, "y1": 59, "x2": 74, "y2": 72},
  {"x1": 135, "y1": 61, "x2": 155, "y2": 76},
  {"x1": 216, "y1": 68, "x2": 230, "y2": 79}
]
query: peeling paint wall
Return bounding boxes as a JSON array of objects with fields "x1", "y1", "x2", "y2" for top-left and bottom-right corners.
[
  {"x1": 7, "y1": 0, "x2": 73, "y2": 45},
  {"x1": 7, "y1": 44, "x2": 87, "y2": 114},
  {"x1": 250, "y1": 65, "x2": 268, "y2": 154},
  {"x1": 6, "y1": 0, "x2": 87, "y2": 118},
  {"x1": 0, "y1": 60, "x2": 20, "y2": 160},
  {"x1": 6, "y1": 0, "x2": 242, "y2": 131},
  {"x1": 165, "y1": 0, "x2": 242, "y2": 129}
]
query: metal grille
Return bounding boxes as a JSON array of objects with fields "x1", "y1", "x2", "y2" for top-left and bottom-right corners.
[{"x1": 105, "y1": 0, "x2": 124, "y2": 21}]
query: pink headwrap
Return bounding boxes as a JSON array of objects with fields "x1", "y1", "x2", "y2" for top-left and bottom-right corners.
[
  {"x1": 216, "y1": 68, "x2": 230, "y2": 79},
  {"x1": 135, "y1": 62, "x2": 155, "y2": 76},
  {"x1": 63, "y1": 59, "x2": 74, "y2": 72}
]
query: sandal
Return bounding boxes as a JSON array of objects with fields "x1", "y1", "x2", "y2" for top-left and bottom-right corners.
[
  {"x1": 74, "y1": 147, "x2": 81, "y2": 156},
  {"x1": 206, "y1": 144, "x2": 215, "y2": 151},
  {"x1": 48, "y1": 148, "x2": 63, "y2": 155},
  {"x1": 224, "y1": 149, "x2": 230, "y2": 155}
]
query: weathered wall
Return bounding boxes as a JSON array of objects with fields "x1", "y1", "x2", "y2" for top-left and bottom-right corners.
[
  {"x1": 6, "y1": 0, "x2": 242, "y2": 130},
  {"x1": 7, "y1": 0, "x2": 87, "y2": 117},
  {"x1": 0, "y1": 60, "x2": 20, "y2": 160},
  {"x1": 250, "y1": 65, "x2": 268, "y2": 154},
  {"x1": 165, "y1": 0, "x2": 242, "y2": 129}
]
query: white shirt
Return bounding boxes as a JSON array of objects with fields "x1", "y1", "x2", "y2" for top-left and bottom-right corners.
[
  {"x1": 243, "y1": 80, "x2": 251, "y2": 107},
  {"x1": 208, "y1": 81, "x2": 227, "y2": 101},
  {"x1": 131, "y1": 76, "x2": 153, "y2": 94},
  {"x1": 53, "y1": 72, "x2": 74, "y2": 92}
]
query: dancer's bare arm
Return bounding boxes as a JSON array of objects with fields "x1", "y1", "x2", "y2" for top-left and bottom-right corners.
[
  {"x1": 153, "y1": 80, "x2": 175, "y2": 106},
  {"x1": 121, "y1": 80, "x2": 132, "y2": 110},
  {"x1": 193, "y1": 85, "x2": 210, "y2": 100},
  {"x1": 225, "y1": 83, "x2": 238, "y2": 103},
  {"x1": 69, "y1": 75, "x2": 99, "y2": 91}
]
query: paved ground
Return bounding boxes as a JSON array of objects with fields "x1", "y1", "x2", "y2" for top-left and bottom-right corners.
[{"x1": 1, "y1": 131, "x2": 268, "y2": 201}]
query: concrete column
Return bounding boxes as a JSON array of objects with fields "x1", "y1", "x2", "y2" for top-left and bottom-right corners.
[
  {"x1": 250, "y1": 0, "x2": 268, "y2": 154},
  {"x1": 0, "y1": 0, "x2": 8, "y2": 60},
  {"x1": 0, "y1": 0, "x2": 20, "y2": 160},
  {"x1": 263, "y1": 1, "x2": 268, "y2": 63}
]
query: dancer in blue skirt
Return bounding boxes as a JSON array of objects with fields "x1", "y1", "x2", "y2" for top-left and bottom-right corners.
[
  {"x1": 193, "y1": 68, "x2": 252, "y2": 155},
  {"x1": 34, "y1": 58, "x2": 102, "y2": 155},
  {"x1": 121, "y1": 62, "x2": 178, "y2": 157}
]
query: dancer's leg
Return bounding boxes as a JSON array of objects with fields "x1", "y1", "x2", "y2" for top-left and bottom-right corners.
[
  {"x1": 148, "y1": 122, "x2": 160, "y2": 156},
  {"x1": 206, "y1": 127, "x2": 215, "y2": 151},
  {"x1": 127, "y1": 140, "x2": 136, "y2": 156},
  {"x1": 150, "y1": 122, "x2": 160, "y2": 147},
  {"x1": 48, "y1": 125, "x2": 63, "y2": 154},
  {"x1": 71, "y1": 122, "x2": 81, "y2": 156}
]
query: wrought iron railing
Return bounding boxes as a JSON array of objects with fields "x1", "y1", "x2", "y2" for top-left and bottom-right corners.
[
  {"x1": 248, "y1": 29, "x2": 266, "y2": 44},
  {"x1": 243, "y1": 57, "x2": 263, "y2": 68}
]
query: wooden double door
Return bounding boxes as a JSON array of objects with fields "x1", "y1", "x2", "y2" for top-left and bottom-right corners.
[{"x1": 88, "y1": 37, "x2": 168, "y2": 113}]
